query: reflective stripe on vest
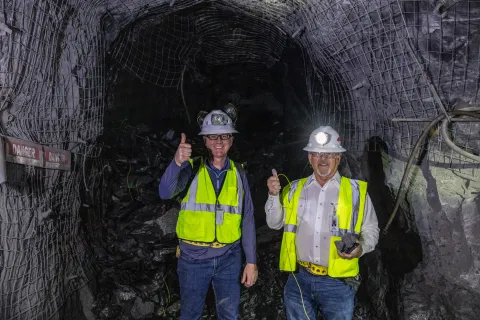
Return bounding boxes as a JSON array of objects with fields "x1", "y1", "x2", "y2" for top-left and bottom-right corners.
[
  {"x1": 284, "y1": 224, "x2": 297, "y2": 233},
  {"x1": 279, "y1": 176, "x2": 367, "y2": 277},
  {"x1": 176, "y1": 158, "x2": 243, "y2": 243},
  {"x1": 331, "y1": 178, "x2": 362, "y2": 237},
  {"x1": 288, "y1": 180, "x2": 300, "y2": 202},
  {"x1": 279, "y1": 178, "x2": 307, "y2": 272},
  {"x1": 180, "y1": 202, "x2": 242, "y2": 214}
]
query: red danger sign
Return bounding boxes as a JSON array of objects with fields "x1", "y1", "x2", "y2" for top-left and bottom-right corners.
[
  {"x1": 5, "y1": 137, "x2": 43, "y2": 167},
  {"x1": 44, "y1": 146, "x2": 71, "y2": 170},
  {"x1": 4, "y1": 137, "x2": 71, "y2": 171},
  {"x1": 12, "y1": 144, "x2": 38, "y2": 159}
]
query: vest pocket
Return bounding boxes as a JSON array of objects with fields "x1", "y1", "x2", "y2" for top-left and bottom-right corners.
[
  {"x1": 299, "y1": 199, "x2": 314, "y2": 222},
  {"x1": 280, "y1": 232, "x2": 297, "y2": 271},
  {"x1": 176, "y1": 210, "x2": 216, "y2": 242},
  {"x1": 216, "y1": 212, "x2": 241, "y2": 243},
  {"x1": 328, "y1": 237, "x2": 359, "y2": 278}
]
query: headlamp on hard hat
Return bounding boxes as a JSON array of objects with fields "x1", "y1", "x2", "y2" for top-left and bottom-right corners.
[
  {"x1": 196, "y1": 107, "x2": 239, "y2": 135},
  {"x1": 211, "y1": 113, "x2": 229, "y2": 125},
  {"x1": 315, "y1": 132, "x2": 329, "y2": 145}
]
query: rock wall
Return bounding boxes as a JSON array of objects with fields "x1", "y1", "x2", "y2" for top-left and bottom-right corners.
[{"x1": 383, "y1": 152, "x2": 480, "y2": 319}]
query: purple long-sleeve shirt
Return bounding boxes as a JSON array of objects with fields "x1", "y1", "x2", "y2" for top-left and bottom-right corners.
[{"x1": 159, "y1": 157, "x2": 256, "y2": 264}]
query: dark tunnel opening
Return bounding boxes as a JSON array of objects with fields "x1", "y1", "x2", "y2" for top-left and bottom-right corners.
[
  {"x1": 75, "y1": 3, "x2": 422, "y2": 319},
  {"x1": 101, "y1": 6, "x2": 333, "y2": 229}
]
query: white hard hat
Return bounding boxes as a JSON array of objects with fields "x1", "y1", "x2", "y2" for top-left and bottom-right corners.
[
  {"x1": 303, "y1": 126, "x2": 346, "y2": 153},
  {"x1": 198, "y1": 110, "x2": 239, "y2": 135}
]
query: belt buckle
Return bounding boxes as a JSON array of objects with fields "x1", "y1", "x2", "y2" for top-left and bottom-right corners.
[{"x1": 211, "y1": 242, "x2": 223, "y2": 248}]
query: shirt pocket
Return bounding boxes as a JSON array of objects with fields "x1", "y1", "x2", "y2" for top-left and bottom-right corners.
[{"x1": 298, "y1": 197, "x2": 314, "y2": 223}]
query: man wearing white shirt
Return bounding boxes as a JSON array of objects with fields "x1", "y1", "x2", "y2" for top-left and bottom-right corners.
[{"x1": 265, "y1": 126, "x2": 379, "y2": 320}]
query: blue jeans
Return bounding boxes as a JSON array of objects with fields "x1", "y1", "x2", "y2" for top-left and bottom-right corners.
[
  {"x1": 284, "y1": 267, "x2": 355, "y2": 320},
  {"x1": 177, "y1": 246, "x2": 242, "y2": 320}
]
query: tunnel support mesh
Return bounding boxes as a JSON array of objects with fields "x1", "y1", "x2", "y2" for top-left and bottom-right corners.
[{"x1": 0, "y1": 0, "x2": 480, "y2": 319}]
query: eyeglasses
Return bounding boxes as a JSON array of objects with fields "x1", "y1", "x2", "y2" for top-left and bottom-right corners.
[
  {"x1": 309, "y1": 152, "x2": 340, "y2": 159},
  {"x1": 205, "y1": 134, "x2": 233, "y2": 140}
]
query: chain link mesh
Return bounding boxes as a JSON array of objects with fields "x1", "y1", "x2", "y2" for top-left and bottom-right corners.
[{"x1": 1, "y1": 0, "x2": 480, "y2": 319}]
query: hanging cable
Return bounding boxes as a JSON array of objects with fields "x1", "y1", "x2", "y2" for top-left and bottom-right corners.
[
  {"x1": 383, "y1": 109, "x2": 480, "y2": 234},
  {"x1": 180, "y1": 64, "x2": 191, "y2": 124},
  {"x1": 440, "y1": 108, "x2": 480, "y2": 162}
]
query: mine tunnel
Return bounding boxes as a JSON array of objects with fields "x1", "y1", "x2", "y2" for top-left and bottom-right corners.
[{"x1": 1, "y1": 0, "x2": 480, "y2": 319}]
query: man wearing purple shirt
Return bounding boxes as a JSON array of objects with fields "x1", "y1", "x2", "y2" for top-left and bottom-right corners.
[{"x1": 159, "y1": 108, "x2": 257, "y2": 320}]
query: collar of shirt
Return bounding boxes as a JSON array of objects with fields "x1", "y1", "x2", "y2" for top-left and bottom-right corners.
[
  {"x1": 305, "y1": 171, "x2": 341, "y2": 188},
  {"x1": 206, "y1": 157, "x2": 230, "y2": 175}
]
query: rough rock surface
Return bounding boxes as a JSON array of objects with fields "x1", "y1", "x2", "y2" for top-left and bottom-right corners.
[
  {"x1": 1, "y1": 1, "x2": 479, "y2": 319},
  {"x1": 383, "y1": 152, "x2": 480, "y2": 320}
]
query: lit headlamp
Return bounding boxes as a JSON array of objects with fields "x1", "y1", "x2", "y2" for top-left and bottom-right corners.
[
  {"x1": 315, "y1": 132, "x2": 329, "y2": 145},
  {"x1": 211, "y1": 113, "x2": 228, "y2": 125}
]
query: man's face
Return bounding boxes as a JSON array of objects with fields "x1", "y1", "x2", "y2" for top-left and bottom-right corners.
[
  {"x1": 203, "y1": 134, "x2": 233, "y2": 158},
  {"x1": 308, "y1": 152, "x2": 342, "y2": 183}
]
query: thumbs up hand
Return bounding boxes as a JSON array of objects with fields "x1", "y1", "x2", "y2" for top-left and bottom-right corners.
[
  {"x1": 267, "y1": 168, "x2": 281, "y2": 196},
  {"x1": 174, "y1": 133, "x2": 192, "y2": 166}
]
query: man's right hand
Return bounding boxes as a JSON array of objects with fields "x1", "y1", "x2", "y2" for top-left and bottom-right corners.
[
  {"x1": 267, "y1": 169, "x2": 281, "y2": 196},
  {"x1": 174, "y1": 133, "x2": 192, "y2": 166}
]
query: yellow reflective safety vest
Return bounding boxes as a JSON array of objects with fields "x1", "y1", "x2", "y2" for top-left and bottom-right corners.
[
  {"x1": 176, "y1": 158, "x2": 244, "y2": 244},
  {"x1": 279, "y1": 176, "x2": 367, "y2": 278}
]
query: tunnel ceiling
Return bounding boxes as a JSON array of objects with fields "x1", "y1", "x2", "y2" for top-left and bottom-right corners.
[
  {"x1": 1, "y1": 0, "x2": 480, "y2": 320},
  {"x1": 110, "y1": 3, "x2": 288, "y2": 87},
  {"x1": 105, "y1": 0, "x2": 480, "y2": 168},
  {"x1": 1, "y1": 0, "x2": 478, "y2": 164}
]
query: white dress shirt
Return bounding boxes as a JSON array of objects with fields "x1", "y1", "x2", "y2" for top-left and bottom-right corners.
[{"x1": 265, "y1": 172, "x2": 379, "y2": 267}]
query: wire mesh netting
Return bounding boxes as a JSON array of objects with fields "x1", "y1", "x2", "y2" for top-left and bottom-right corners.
[
  {"x1": 0, "y1": 0, "x2": 105, "y2": 319},
  {"x1": 0, "y1": 164, "x2": 97, "y2": 320},
  {"x1": 296, "y1": 0, "x2": 480, "y2": 167},
  {"x1": 110, "y1": 0, "x2": 480, "y2": 170},
  {"x1": 112, "y1": 14, "x2": 198, "y2": 87},
  {"x1": 194, "y1": 4, "x2": 287, "y2": 67},
  {"x1": 0, "y1": 0, "x2": 105, "y2": 147},
  {"x1": 0, "y1": 0, "x2": 480, "y2": 319},
  {"x1": 111, "y1": 3, "x2": 288, "y2": 87}
]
